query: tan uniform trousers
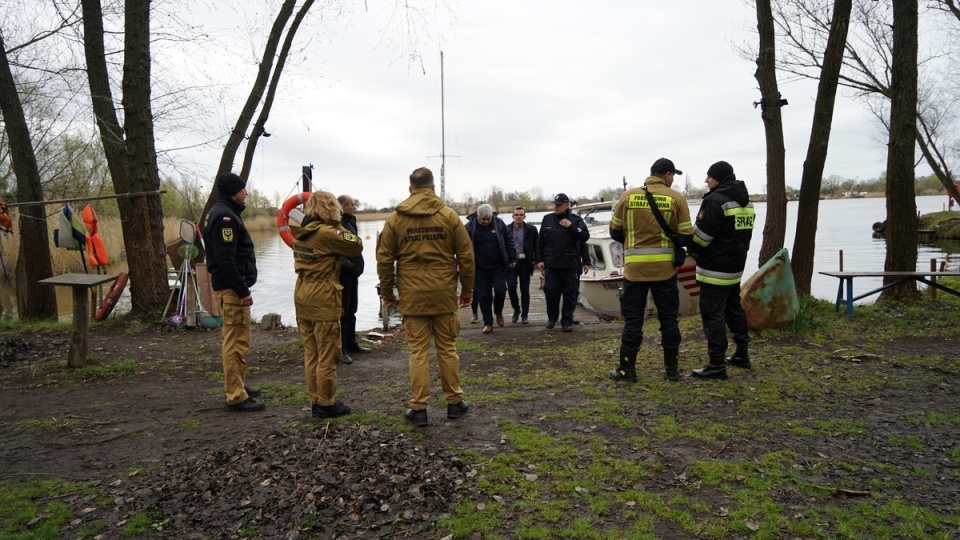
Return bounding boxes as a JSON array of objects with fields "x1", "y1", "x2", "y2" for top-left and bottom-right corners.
[
  {"x1": 404, "y1": 312, "x2": 464, "y2": 410},
  {"x1": 216, "y1": 289, "x2": 251, "y2": 405},
  {"x1": 297, "y1": 319, "x2": 341, "y2": 406}
]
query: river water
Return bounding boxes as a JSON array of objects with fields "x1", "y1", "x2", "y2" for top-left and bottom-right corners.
[{"x1": 5, "y1": 195, "x2": 958, "y2": 327}]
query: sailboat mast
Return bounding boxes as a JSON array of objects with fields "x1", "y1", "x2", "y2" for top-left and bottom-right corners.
[{"x1": 440, "y1": 50, "x2": 446, "y2": 202}]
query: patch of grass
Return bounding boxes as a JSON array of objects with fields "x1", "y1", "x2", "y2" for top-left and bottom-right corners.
[
  {"x1": 261, "y1": 381, "x2": 310, "y2": 406},
  {"x1": 269, "y1": 339, "x2": 305, "y2": 355},
  {"x1": 171, "y1": 419, "x2": 202, "y2": 433},
  {"x1": 70, "y1": 358, "x2": 137, "y2": 380},
  {"x1": 123, "y1": 510, "x2": 163, "y2": 535},
  {"x1": 16, "y1": 417, "x2": 82, "y2": 433},
  {"x1": 0, "y1": 478, "x2": 105, "y2": 539},
  {"x1": 0, "y1": 319, "x2": 70, "y2": 334}
]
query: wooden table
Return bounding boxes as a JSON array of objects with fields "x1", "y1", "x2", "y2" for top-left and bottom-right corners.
[
  {"x1": 819, "y1": 271, "x2": 960, "y2": 317},
  {"x1": 39, "y1": 273, "x2": 118, "y2": 367}
]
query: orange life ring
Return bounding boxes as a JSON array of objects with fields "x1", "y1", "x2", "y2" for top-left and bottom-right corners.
[
  {"x1": 96, "y1": 272, "x2": 128, "y2": 321},
  {"x1": 277, "y1": 192, "x2": 312, "y2": 247}
]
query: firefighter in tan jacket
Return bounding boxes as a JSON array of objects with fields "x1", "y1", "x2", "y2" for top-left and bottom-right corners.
[
  {"x1": 291, "y1": 191, "x2": 363, "y2": 419},
  {"x1": 376, "y1": 167, "x2": 475, "y2": 427}
]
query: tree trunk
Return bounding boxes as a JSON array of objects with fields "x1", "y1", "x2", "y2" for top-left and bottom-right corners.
[
  {"x1": 880, "y1": 0, "x2": 920, "y2": 302},
  {"x1": 0, "y1": 32, "x2": 58, "y2": 320},
  {"x1": 120, "y1": 0, "x2": 169, "y2": 312},
  {"x1": 790, "y1": 0, "x2": 852, "y2": 297},
  {"x1": 754, "y1": 0, "x2": 788, "y2": 269},
  {"x1": 82, "y1": 0, "x2": 168, "y2": 315},
  {"x1": 199, "y1": 0, "x2": 298, "y2": 227}
]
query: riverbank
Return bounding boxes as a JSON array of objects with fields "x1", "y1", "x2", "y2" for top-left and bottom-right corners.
[{"x1": 1, "y1": 296, "x2": 958, "y2": 537}]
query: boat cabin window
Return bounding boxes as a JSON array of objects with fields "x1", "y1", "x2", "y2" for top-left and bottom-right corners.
[{"x1": 588, "y1": 244, "x2": 606, "y2": 270}]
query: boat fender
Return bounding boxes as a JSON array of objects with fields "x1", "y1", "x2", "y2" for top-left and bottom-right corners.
[
  {"x1": 277, "y1": 192, "x2": 312, "y2": 248},
  {"x1": 96, "y1": 272, "x2": 128, "y2": 321}
]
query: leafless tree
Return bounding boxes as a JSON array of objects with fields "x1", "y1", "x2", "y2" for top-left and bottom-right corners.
[
  {"x1": 0, "y1": 28, "x2": 58, "y2": 319},
  {"x1": 880, "y1": 0, "x2": 921, "y2": 303},
  {"x1": 784, "y1": 0, "x2": 853, "y2": 297},
  {"x1": 754, "y1": 0, "x2": 789, "y2": 268}
]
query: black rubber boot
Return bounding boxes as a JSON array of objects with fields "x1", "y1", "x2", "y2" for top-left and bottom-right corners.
[
  {"x1": 609, "y1": 345, "x2": 638, "y2": 382},
  {"x1": 726, "y1": 344, "x2": 751, "y2": 369},
  {"x1": 691, "y1": 356, "x2": 728, "y2": 379},
  {"x1": 663, "y1": 347, "x2": 680, "y2": 382}
]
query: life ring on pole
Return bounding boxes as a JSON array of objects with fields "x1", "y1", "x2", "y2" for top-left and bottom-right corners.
[
  {"x1": 277, "y1": 192, "x2": 312, "y2": 247},
  {"x1": 96, "y1": 272, "x2": 128, "y2": 321}
]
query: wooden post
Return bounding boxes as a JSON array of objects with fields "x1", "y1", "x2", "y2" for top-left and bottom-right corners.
[
  {"x1": 69, "y1": 287, "x2": 89, "y2": 367},
  {"x1": 930, "y1": 258, "x2": 937, "y2": 300},
  {"x1": 302, "y1": 165, "x2": 312, "y2": 193},
  {"x1": 839, "y1": 249, "x2": 844, "y2": 271}
]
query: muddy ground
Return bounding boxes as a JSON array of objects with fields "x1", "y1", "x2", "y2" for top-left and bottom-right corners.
[{"x1": 0, "y1": 300, "x2": 958, "y2": 539}]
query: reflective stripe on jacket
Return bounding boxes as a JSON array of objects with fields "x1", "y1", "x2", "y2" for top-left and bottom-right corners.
[{"x1": 691, "y1": 180, "x2": 754, "y2": 286}]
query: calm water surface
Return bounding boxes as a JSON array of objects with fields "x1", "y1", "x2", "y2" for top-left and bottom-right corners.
[{"x1": 5, "y1": 196, "x2": 958, "y2": 327}]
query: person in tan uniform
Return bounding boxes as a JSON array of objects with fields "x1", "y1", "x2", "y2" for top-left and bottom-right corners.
[
  {"x1": 608, "y1": 158, "x2": 693, "y2": 383},
  {"x1": 291, "y1": 191, "x2": 364, "y2": 419},
  {"x1": 376, "y1": 167, "x2": 475, "y2": 427},
  {"x1": 204, "y1": 172, "x2": 263, "y2": 412}
]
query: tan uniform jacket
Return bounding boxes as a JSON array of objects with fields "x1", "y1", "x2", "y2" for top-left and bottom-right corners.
[
  {"x1": 610, "y1": 176, "x2": 693, "y2": 282},
  {"x1": 376, "y1": 188, "x2": 475, "y2": 315},
  {"x1": 291, "y1": 219, "x2": 363, "y2": 321}
]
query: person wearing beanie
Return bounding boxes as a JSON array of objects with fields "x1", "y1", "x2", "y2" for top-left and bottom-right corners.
[
  {"x1": 204, "y1": 172, "x2": 264, "y2": 412},
  {"x1": 608, "y1": 157, "x2": 693, "y2": 383},
  {"x1": 689, "y1": 161, "x2": 756, "y2": 380}
]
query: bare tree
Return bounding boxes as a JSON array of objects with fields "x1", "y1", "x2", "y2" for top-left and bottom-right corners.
[
  {"x1": 773, "y1": 0, "x2": 960, "y2": 203},
  {"x1": 81, "y1": 0, "x2": 168, "y2": 314},
  {"x1": 754, "y1": 0, "x2": 789, "y2": 268},
  {"x1": 0, "y1": 29, "x2": 58, "y2": 319},
  {"x1": 789, "y1": 0, "x2": 853, "y2": 297},
  {"x1": 880, "y1": 0, "x2": 921, "y2": 303},
  {"x1": 198, "y1": 0, "x2": 301, "y2": 227}
]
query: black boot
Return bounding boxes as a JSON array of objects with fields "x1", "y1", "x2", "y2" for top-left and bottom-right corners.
[
  {"x1": 692, "y1": 356, "x2": 728, "y2": 379},
  {"x1": 726, "y1": 344, "x2": 751, "y2": 369},
  {"x1": 609, "y1": 345, "x2": 638, "y2": 382},
  {"x1": 663, "y1": 348, "x2": 680, "y2": 382}
]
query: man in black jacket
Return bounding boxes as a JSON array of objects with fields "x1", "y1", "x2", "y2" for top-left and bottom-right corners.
[
  {"x1": 204, "y1": 172, "x2": 263, "y2": 412},
  {"x1": 338, "y1": 195, "x2": 369, "y2": 364},
  {"x1": 506, "y1": 206, "x2": 538, "y2": 324},
  {"x1": 689, "y1": 161, "x2": 755, "y2": 379},
  {"x1": 536, "y1": 194, "x2": 590, "y2": 332}
]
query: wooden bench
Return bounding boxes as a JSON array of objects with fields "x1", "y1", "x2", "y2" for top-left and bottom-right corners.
[
  {"x1": 39, "y1": 273, "x2": 118, "y2": 367},
  {"x1": 819, "y1": 271, "x2": 960, "y2": 317}
]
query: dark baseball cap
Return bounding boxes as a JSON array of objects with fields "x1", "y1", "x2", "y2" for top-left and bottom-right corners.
[
  {"x1": 553, "y1": 193, "x2": 570, "y2": 205},
  {"x1": 651, "y1": 158, "x2": 683, "y2": 176}
]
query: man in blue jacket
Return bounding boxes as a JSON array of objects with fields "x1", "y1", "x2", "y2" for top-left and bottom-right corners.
[
  {"x1": 536, "y1": 193, "x2": 590, "y2": 332},
  {"x1": 506, "y1": 206, "x2": 538, "y2": 324},
  {"x1": 466, "y1": 204, "x2": 517, "y2": 334}
]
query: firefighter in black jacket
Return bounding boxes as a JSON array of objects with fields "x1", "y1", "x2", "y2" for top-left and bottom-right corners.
[
  {"x1": 536, "y1": 193, "x2": 590, "y2": 331},
  {"x1": 689, "y1": 161, "x2": 755, "y2": 379},
  {"x1": 204, "y1": 172, "x2": 262, "y2": 411}
]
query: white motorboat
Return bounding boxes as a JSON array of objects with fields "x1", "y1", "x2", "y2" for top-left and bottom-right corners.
[{"x1": 576, "y1": 201, "x2": 700, "y2": 319}]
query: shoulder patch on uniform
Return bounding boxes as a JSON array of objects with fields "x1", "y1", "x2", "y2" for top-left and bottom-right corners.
[
  {"x1": 697, "y1": 210, "x2": 705, "y2": 220},
  {"x1": 222, "y1": 216, "x2": 232, "y2": 223},
  {"x1": 343, "y1": 232, "x2": 359, "y2": 243},
  {"x1": 222, "y1": 228, "x2": 234, "y2": 242}
]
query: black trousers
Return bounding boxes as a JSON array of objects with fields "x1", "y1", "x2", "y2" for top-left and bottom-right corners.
[
  {"x1": 619, "y1": 276, "x2": 681, "y2": 350},
  {"x1": 340, "y1": 276, "x2": 359, "y2": 349},
  {"x1": 475, "y1": 266, "x2": 507, "y2": 326},
  {"x1": 506, "y1": 260, "x2": 534, "y2": 317},
  {"x1": 698, "y1": 282, "x2": 749, "y2": 358},
  {"x1": 544, "y1": 267, "x2": 580, "y2": 326}
]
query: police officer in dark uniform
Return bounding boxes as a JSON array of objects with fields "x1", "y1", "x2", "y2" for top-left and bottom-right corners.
[
  {"x1": 337, "y1": 194, "x2": 369, "y2": 364},
  {"x1": 689, "y1": 161, "x2": 755, "y2": 379},
  {"x1": 536, "y1": 193, "x2": 590, "y2": 332},
  {"x1": 204, "y1": 172, "x2": 262, "y2": 411}
]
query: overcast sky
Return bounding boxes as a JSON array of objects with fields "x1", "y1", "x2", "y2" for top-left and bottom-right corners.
[{"x1": 172, "y1": 0, "x2": 907, "y2": 209}]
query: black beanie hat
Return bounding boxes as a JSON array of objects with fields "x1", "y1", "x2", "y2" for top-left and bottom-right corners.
[
  {"x1": 706, "y1": 161, "x2": 735, "y2": 183},
  {"x1": 218, "y1": 172, "x2": 246, "y2": 196}
]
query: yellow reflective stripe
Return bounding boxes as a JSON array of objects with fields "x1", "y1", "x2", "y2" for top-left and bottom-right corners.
[
  {"x1": 626, "y1": 253, "x2": 674, "y2": 263},
  {"x1": 611, "y1": 216, "x2": 623, "y2": 227},
  {"x1": 693, "y1": 235, "x2": 710, "y2": 247},
  {"x1": 696, "y1": 274, "x2": 742, "y2": 286},
  {"x1": 696, "y1": 268, "x2": 743, "y2": 286}
]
